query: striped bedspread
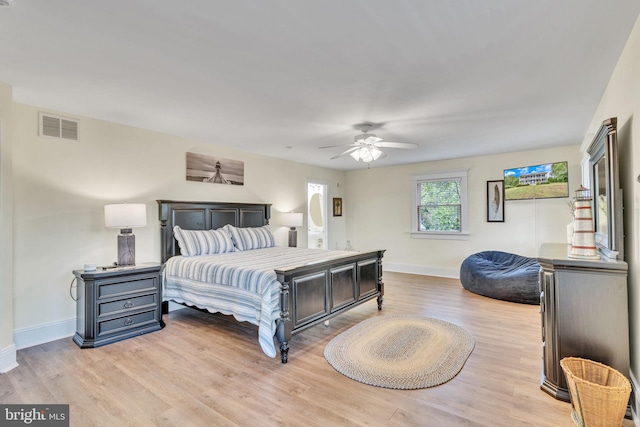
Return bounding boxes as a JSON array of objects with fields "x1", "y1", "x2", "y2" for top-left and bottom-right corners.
[{"x1": 163, "y1": 246, "x2": 354, "y2": 358}]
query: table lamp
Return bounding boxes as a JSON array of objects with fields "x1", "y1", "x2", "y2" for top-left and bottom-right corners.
[
  {"x1": 281, "y1": 212, "x2": 303, "y2": 247},
  {"x1": 104, "y1": 203, "x2": 147, "y2": 266}
]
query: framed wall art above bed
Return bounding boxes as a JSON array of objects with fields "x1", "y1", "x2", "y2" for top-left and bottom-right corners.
[{"x1": 186, "y1": 152, "x2": 245, "y2": 185}]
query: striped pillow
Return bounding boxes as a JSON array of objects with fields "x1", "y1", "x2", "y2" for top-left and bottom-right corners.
[
  {"x1": 172, "y1": 225, "x2": 235, "y2": 256},
  {"x1": 225, "y1": 224, "x2": 275, "y2": 251}
]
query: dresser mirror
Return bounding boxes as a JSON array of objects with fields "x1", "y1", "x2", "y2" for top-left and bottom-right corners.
[{"x1": 587, "y1": 117, "x2": 623, "y2": 259}]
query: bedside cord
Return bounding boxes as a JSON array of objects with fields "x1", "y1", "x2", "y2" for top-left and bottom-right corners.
[{"x1": 69, "y1": 276, "x2": 78, "y2": 301}]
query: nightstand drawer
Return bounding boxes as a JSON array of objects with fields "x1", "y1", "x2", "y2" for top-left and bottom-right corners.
[
  {"x1": 97, "y1": 310, "x2": 159, "y2": 337},
  {"x1": 97, "y1": 293, "x2": 158, "y2": 318},
  {"x1": 97, "y1": 276, "x2": 157, "y2": 299}
]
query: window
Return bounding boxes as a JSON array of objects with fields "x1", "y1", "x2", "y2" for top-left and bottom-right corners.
[
  {"x1": 418, "y1": 179, "x2": 461, "y2": 231},
  {"x1": 411, "y1": 170, "x2": 469, "y2": 240}
]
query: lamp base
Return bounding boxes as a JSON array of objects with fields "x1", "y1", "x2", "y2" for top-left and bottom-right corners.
[
  {"x1": 288, "y1": 228, "x2": 297, "y2": 248},
  {"x1": 117, "y1": 229, "x2": 136, "y2": 266}
]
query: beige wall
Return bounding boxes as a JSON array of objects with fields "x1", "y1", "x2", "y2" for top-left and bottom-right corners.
[
  {"x1": 344, "y1": 145, "x2": 581, "y2": 277},
  {"x1": 584, "y1": 14, "x2": 640, "y2": 397},
  {"x1": 8, "y1": 102, "x2": 345, "y2": 345},
  {"x1": 0, "y1": 82, "x2": 15, "y2": 370}
]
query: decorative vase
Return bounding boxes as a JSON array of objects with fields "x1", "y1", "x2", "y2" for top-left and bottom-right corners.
[{"x1": 566, "y1": 222, "x2": 574, "y2": 245}]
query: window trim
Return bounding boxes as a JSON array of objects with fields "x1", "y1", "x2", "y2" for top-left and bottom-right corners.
[{"x1": 411, "y1": 169, "x2": 469, "y2": 240}]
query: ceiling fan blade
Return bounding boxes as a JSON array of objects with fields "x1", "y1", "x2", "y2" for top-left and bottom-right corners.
[
  {"x1": 355, "y1": 134, "x2": 383, "y2": 144},
  {"x1": 375, "y1": 141, "x2": 419, "y2": 149},
  {"x1": 318, "y1": 143, "x2": 358, "y2": 149},
  {"x1": 330, "y1": 146, "x2": 361, "y2": 159}
]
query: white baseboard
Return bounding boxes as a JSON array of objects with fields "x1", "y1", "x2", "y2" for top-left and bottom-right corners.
[
  {"x1": 630, "y1": 369, "x2": 639, "y2": 426},
  {"x1": 384, "y1": 262, "x2": 460, "y2": 279},
  {"x1": 0, "y1": 344, "x2": 18, "y2": 373},
  {"x1": 13, "y1": 317, "x2": 76, "y2": 350},
  {"x1": 11, "y1": 306, "x2": 182, "y2": 353}
]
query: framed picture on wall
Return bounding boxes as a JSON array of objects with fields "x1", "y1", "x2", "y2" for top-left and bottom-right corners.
[
  {"x1": 186, "y1": 152, "x2": 245, "y2": 185},
  {"x1": 333, "y1": 198, "x2": 343, "y2": 217},
  {"x1": 487, "y1": 180, "x2": 504, "y2": 222}
]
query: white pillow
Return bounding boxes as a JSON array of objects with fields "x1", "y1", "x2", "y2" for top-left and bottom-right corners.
[
  {"x1": 172, "y1": 225, "x2": 235, "y2": 256},
  {"x1": 225, "y1": 224, "x2": 275, "y2": 251}
]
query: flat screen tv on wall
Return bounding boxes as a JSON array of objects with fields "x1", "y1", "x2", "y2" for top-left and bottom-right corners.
[{"x1": 503, "y1": 161, "x2": 569, "y2": 200}]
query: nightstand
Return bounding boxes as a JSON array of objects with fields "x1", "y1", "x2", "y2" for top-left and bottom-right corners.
[{"x1": 73, "y1": 262, "x2": 164, "y2": 348}]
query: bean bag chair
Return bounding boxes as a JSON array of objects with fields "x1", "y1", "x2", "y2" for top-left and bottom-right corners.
[{"x1": 459, "y1": 251, "x2": 540, "y2": 304}]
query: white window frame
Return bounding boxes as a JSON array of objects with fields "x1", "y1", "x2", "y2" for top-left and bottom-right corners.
[{"x1": 411, "y1": 169, "x2": 469, "y2": 240}]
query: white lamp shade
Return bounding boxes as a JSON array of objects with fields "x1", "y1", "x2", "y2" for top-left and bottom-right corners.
[
  {"x1": 350, "y1": 146, "x2": 383, "y2": 163},
  {"x1": 369, "y1": 146, "x2": 383, "y2": 160},
  {"x1": 281, "y1": 212, "x2": 303, "y2": 227},
  {"x1": 104, "y1": 203, "x2": 147, "y2": 228}
]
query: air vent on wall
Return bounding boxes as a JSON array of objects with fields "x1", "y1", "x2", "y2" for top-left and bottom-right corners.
[{"x1": 39, "y1": 112, "x2": 79, "y2": 141}]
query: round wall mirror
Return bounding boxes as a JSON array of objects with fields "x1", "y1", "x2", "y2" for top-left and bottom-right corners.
[{"x1": 309, "y1": 193, "x2": 323, "y2": 227}]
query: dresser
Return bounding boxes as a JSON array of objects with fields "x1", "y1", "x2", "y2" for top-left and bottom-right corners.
[
  {"x1": 538, "y1": 243, "x2": 629, "y2": 401},
  {"x1": 73, "y1": 263, "x2": 164, "y2": 348}
]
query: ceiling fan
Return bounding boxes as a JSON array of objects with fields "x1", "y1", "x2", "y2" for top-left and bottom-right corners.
[{"x1": 319, "y1": 123, "x2": 419, "y2": 162}]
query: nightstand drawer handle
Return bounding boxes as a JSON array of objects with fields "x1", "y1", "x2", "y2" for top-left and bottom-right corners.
[
  {"x1": 124, "y1": 318, "x2": 134, "y2": 326},
  {"x1": 123, "y1": 301, "x2": 134, "y2": 309}
]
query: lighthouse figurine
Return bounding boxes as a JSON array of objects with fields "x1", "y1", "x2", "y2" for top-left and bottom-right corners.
[{"x1": 568, "y1": 186, "x2": 600, "y2": 259}]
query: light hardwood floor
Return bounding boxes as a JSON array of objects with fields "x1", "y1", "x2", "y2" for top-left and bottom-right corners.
[{"x1": 1, "y1": 272, "x2": 633, "y2": 426}]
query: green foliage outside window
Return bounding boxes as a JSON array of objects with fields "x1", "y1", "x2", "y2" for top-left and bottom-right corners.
[{"x1": 418, "y1": 179, "x2": 461, "y2": 232}]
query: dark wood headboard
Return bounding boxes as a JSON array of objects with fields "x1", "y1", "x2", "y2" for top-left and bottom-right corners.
[{"x1": 157, "y1": 200, "x2": 271, "y2": 263}]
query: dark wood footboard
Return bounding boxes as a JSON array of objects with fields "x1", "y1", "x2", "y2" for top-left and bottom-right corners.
[{"x1": 275, "y1": 250, "x2": 385, "y2": 363}]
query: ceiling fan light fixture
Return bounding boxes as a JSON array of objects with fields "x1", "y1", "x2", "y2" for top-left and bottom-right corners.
[
  {"x1": 370, "y1": 146, "x2": 383, "y2": 160},
  {"x1": 321, "y1": 122, "x2": 416, "y2": 162},
  {"x1": 350, "y1": 147, "x2": 368, "y2": 162},
  {"x1": 350, "y1": 146, "x2": 383, "y2": 163}
]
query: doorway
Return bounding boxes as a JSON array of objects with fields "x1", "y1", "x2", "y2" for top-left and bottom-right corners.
[{"x1": 307, "y1": 180, "x2": 327, "y2": 249}]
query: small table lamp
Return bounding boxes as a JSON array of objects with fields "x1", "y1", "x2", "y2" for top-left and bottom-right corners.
[
  {"x1": 281, "y1": 212, "x2": 303, "y2": 247},
  {"x1": 104, "y1": 203, "x2": 147, "y2": 266}
]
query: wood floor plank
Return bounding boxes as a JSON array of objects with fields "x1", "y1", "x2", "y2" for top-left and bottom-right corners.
[{"x1": 0, "y1": 271, "x2": 633, "y2": 426}]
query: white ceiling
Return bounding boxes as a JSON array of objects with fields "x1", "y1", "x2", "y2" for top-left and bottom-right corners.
[{"x1": 1, "y1": 1, "x2": 639, "y2": 171}]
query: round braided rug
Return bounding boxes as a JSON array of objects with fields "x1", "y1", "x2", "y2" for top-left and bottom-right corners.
[{"x1": 324, "y1": 315, "x2": 475, "y2": 389}]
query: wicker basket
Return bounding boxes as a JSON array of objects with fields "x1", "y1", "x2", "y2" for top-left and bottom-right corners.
[{"x1": 560, "y1": 357, "x2": 631, "y2": 427}]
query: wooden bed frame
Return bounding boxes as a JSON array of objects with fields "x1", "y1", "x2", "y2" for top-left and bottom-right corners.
[{"x1": 158, "y1": 200, "x2": 385, "y2": 363}]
